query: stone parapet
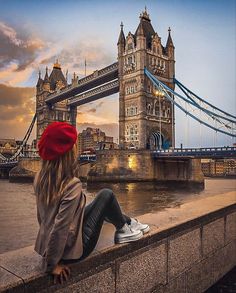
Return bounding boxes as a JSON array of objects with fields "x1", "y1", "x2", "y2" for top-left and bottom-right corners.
[{"x1": 0, "y1": 192, "x2": 235, "y2": 292}]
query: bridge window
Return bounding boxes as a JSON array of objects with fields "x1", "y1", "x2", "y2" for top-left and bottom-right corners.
[
  {"x1": 58, "y1": 111, "x2": 63, "y2": 121},
  {"x1": 128, "y1": 43, "x2": 133, "y2": 50},
  {"x1": 128, "y1": 56, "x2": 132, "y2": 65}
]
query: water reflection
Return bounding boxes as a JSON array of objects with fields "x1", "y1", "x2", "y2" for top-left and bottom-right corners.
[
  {"x1": 0, "y1": 178, "x2": 235, "y2": 254},
  {"x1": 86, "y1": 181, "x2": 204, "y2": 217}
]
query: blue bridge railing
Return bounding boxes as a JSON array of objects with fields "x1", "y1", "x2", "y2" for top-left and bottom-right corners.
[{"x1": 152, "y1": 147, "x2": 236, "y2": 158}]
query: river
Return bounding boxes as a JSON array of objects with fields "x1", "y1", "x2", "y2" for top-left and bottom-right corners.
[{"x1": 0, "y1": 178, "x2": 235, "y2": 254}]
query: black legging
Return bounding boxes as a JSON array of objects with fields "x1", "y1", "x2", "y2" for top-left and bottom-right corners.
[{"x1": 81, "y1": 188, "x2": 131, "y2": 259}]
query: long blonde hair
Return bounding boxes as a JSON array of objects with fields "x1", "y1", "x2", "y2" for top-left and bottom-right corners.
[{"x1": 34, "y1": 143, "x2": 79, "y2": 205}]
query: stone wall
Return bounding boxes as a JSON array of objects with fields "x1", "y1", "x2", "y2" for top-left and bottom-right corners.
[
  {"x1": 8, "y1": 158, "x2": 93, "y2": 182},
  {"x1": 0, "y1": 192, "x2": 235, "y2": 293},
  {"x1": 88, "y1": 150, "x2": 204, "y2": 186}
]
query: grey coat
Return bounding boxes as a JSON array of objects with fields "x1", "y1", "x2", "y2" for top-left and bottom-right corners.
[{"x1": 33, "y1": 176, "x2": 86, "y2": 273}]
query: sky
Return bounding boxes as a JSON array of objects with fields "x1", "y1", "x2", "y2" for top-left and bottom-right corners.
[{"x1": 0, "y1": 0, "x2": 235, "y2": 147}]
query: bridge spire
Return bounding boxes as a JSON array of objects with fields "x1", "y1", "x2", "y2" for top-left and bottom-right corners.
[
  {"x1": 54, "y1": 59, "x2": 61, "y2": 69},
  {"x1": 117, "y1": 21, "x2": 125, "y2": 46},
  {"x1": 166, "y1": 27, "x2": 174, "y2": 48},
  {"x1": 36, "y1": 69, "x2": 43, "y2": 89},
  {"x1": 44, "y1": 67, "x2": 49, "y2": 82}
]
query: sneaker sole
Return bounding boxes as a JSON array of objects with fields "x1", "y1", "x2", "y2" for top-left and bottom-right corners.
[
  {"x1": 141, "y1": 225, "x2": 150, "y2": 234},
  {"x1": 114, "y1": 231, "x2": 143, "y2": 244}
]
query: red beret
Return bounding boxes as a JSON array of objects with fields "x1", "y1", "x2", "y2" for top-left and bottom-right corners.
[{"x1": 38, "y1": 122, "x2": 78, "y2": 160}]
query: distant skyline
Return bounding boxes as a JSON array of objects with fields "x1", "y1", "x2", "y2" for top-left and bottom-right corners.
[{"x1": 0, "y1": 0, "x2": 235, "y2": 147}]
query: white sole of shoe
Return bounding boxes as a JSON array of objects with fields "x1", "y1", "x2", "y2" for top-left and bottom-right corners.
[
  {"x1": 114, "y1": 231, "x2": 143, "y2": 244},
  {"x1": 141, "y1": 225, "x2": 150, "y2": 234}
]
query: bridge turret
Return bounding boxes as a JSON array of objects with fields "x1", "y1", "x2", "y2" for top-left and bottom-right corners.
[
  {"x1": 166, "y1": 27, "x2": 174, "y2": 57},
  {"x1": 36, "y1": 71, "x2": 43, "y2": 94},
  {"x1": 35, "y1": 61, "x2": 77, "y2": 142},
  {"x1": 165, "y1": 27, "x2": 175, "y2": 80},
  {"x1": 117, "y1": 22, "x2": 125, "y2": 54},
  {"x1": 71, "y1": 72, "x2": 79, "y2": 86},
  {"x1": 42, "y1": 67, "x2": 50, "y2": 92}
]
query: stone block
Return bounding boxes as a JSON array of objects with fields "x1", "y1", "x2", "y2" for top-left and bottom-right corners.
[
  {"x1": 186, "y1": 256, "x2": 214, "y2": 293},
  {"x1": 164, "y1": 273, "x2": 186, "y2": 293},
  {"x1": 168, "y1": 228, "x2": 201, "y2": 279},
  {"x1": 154, "y1": 273, "x2": 186, "y2": 293},
  {"x1": 55, "y1": 267, "x2": 115, "y2": 293},
  {"x1": 186, "y1": 241, "x2": 236, "y2": 293},
  {"x1": 202, "y1": 218, "x2": 224, "y2": 256},
  {"x1": 0, "y1": 266, "x2": 24, "y2": 293},
  {"x1": 117, "y1": 242, "x2": 167, "y2": 293},
  {"x1": 222, "y1": 240, "x2": 236, "y2": 274},
  {"x1": 225, "y1": 211, "x2": 236, "y2": 244}
]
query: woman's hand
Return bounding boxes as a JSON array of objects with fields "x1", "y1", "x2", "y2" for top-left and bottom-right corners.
[{"x1": 51, "y1": 264, "x2": 71, "y2": 284}]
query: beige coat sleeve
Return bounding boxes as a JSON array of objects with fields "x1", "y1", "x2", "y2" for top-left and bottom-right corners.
[{"x1": 44, "y1": 180, "x2": 82, "y2": 272}]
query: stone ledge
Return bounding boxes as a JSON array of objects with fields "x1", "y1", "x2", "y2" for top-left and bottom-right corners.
[{"x1": 0, "y1": 192, "x2": 235, "y2": 292}]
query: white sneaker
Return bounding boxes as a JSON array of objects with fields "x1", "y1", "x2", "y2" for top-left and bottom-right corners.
[
  {"x1": 129, "y1": 218, "x2": 150, "y2": 234},
  {"x1": 114, "y1": 223, "x2": 143, "y2": 244}
]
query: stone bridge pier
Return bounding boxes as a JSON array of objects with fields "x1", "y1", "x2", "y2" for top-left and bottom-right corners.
[{"x1": 87, "y1": 150, "x2": 204, "y2": 187}]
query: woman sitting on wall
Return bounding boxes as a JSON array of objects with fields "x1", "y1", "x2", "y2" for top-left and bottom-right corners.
[{"x1": 33, "y1": 122, "x2": 150, "y2": 284}]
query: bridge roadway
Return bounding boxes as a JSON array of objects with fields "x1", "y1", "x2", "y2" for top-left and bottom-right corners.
[
  {"x1": 68, "y1": 79, "x2": 119, "y2": 107},
  {"x1": 45, "y1": 62, "x2": 118, "y2": 105},
  {"x1": 152, "y1": 147, "x2": 236, "y2": 159}
]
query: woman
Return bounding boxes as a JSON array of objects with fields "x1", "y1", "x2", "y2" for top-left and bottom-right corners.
[{"x1": 34, "y1": 121, "x2": 150, "y2": 284}]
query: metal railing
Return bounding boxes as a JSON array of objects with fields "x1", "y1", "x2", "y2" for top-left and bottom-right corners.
[{"x1": 152, "y1": 147, "x2": 236, "y2": 158}]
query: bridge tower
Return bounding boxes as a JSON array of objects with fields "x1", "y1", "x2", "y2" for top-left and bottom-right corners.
[
  {"x1": 35, "y1": 61, "x2": 77, "y2": 141},
  {"x1": 118, "y1": 8, "x2": 175, "y2": 149}
]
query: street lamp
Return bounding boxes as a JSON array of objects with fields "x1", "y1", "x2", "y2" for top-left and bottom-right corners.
[{"x1": 154, "y1": 89, "x2": 165, "y2": 149}]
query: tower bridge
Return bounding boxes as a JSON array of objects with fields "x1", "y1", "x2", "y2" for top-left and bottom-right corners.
[
  {"x1": 36, "y1": 8, "x2": 176, "y2": 149},
  {"x1": 0, "y1": 8, "x2": 235, "y2": 178}
]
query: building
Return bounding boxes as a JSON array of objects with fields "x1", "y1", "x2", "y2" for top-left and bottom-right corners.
[
  {"x1": 78, "y1": 127, "x2": 116, "y2": 153},
  {"x1": 0, "y1": 139, "x2": 17, "y2": 158},
  {"x1": 35, "y1": 61, "x2": 77, "y2": 141},
  {"x1": 201, "y1": 159, "x2": 236, "y2": 177},
  {"x1": 118, "y1": 8, "x2": 175, "y2": 149}
]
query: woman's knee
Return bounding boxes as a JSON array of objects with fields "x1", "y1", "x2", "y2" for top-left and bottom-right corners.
[{"x1": 96, "y1": 188, "x2": 114, "y2": 202}]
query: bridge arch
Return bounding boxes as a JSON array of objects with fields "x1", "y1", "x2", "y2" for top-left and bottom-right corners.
[{"x1": 148, "y1": 128, "x2": 171, "y2": 150}]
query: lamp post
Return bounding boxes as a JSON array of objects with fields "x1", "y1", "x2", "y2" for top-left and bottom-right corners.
[{"x1": 155, "y1": 89, "x2": 165, "y2": 149}]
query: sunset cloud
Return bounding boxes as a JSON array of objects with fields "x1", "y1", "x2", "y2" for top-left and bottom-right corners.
[
  {"x1": 40, "y1": 40, "x2": 114, "y2": 79},
  {"x1": 0, "y1": 22, "x2": 45, "y2": 72},
  {"x1": 0, "y1": 83, "x2": 36, "y2": 139}
]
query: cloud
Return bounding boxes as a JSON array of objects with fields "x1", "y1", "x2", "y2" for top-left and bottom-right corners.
[
  {"x1": 40, "y1": 40, "x2": 114, "y2": 79},
  {"x1": 0, "y1": 22, "x2": 45, "y2": 72},
  {"x1": 0, "y1": 84, "x2": 35, "y2": 106},
  {"x1": 0, "y1": 83, "x2": 35, "y2": 139}
]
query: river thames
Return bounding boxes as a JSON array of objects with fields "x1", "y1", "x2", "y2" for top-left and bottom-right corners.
[{"x1": 0, "y1": 178, "x2": 235, "y2": 254}]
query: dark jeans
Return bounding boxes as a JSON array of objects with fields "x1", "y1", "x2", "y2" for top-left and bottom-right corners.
[{"x1": 62, "y1": 188, "x2": 131, "y2": 263}]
